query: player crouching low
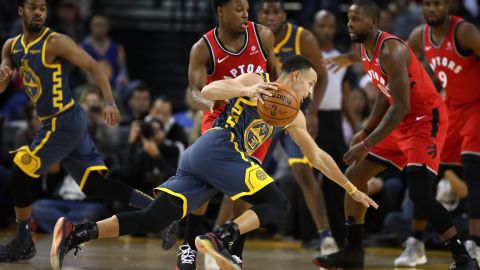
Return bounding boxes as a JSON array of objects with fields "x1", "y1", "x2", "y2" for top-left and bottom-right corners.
[{"x1": 50, "y1": 56, "x2": 377, "y2": 270}]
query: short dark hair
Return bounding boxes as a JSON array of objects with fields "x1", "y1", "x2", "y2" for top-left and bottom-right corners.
[
  {"x1": 19, "y1": 0, "x2": 47, "y2": 7},
  {"x1": 258, "y1": 0, "x2": 285, "y2": 9},
  {"x1": 211, "y1": 0, "x2": 231, "y2": 15},
  {"x1": 352, "y1": 0, "x2": 381, "y2": 22},
  {"x1": 281, "y1": 55, "x2": 314, "y2": 74}
]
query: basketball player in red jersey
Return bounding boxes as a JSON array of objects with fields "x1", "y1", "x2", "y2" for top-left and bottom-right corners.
[
  {"x1": 314, "y1": 1, "x2": 479, "y2": 269},
  {"x1": 401, "y1": 0, "x2": 480, "y2": 265},
  {"x1": 174, "y1": 1, "x2": 277, "y2": 269}
]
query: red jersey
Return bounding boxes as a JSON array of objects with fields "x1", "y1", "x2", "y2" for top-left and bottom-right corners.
[
  {"x1": 201, "y1": 21, "x2": 267, "y2": 133},
  {"x1": 361, "y1": 31, "x2": 443, "y2": 121},
  {"x1": 423, "y1": 16, "x2": 480, "y2": 106}
]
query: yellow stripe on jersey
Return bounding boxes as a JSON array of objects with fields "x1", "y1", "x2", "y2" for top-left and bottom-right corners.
[
  {"x1": 295, "y1": 27, "x2": 304, "y2": 55},
  {"x1": 274, "y1": 23, "x2": 292, "y2": 54},
  {"x1": 32, "y1": 116, "x2": 57, "y2": 155},
  {"x1": 231, "y1": 163, "x2": 274, "y2": 200},
  {"x1": 10, "y1": 35, "x2": 22, "y2": 53},
  {"x1": 230, "y1": 132, "x2": 249, "y2": 162},
  {"x1": 41, "y1": 32, "x2": 64, "y2": 110},
  {"x1": 20, "y1": 27, "x2": 50, "y2": 54},
  {"x1": 78, "y1": 165, "x2": 108, "y2": 190},
  {"x1": 154, "y1": 187, "x2": 188, "y2": 219}
]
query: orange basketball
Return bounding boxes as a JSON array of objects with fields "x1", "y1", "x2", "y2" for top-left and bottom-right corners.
[{"x1": 257, "y1": 84, "x2": 300, "y2": 127}]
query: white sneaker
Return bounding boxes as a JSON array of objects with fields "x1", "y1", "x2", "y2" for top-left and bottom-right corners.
[
  {"x1": 465, "y1": 240, "x2": 480, "y2": 267},
  {"x1": 320, "y1": 236, "x2": 339, "y2": 256},
  {"x1": 204, "y1": 252, "x2": 219, "y2": 270},
  {"x1": 394, "y1": 237, "x2": 427, "y2": 267}
]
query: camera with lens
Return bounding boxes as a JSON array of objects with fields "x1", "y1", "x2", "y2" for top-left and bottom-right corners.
[{"x1": 140, "y1": 119, "x2": 164, "y2": 139}]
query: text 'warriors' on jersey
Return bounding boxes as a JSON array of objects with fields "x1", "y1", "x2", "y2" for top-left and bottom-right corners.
[
  {"x1": 10, "y1": 27, "x2": 74, "y2": 119},
  {"x1": 201, "y1": 21, "x2": 268, "y2": 134},
  {"x1": 423, "y1": 16, "x2": 480, "y2": 105}
]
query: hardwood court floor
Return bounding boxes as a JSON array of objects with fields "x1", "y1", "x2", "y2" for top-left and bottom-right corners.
[{"x1": 0, "y1": 232, "x2": 452, "y2": 269}]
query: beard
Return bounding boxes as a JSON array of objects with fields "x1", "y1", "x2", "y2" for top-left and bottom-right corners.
[
  {"x1": 27, "y1": 22, "x2": 44, "y2": 33},
  {"x1": 350, "y1": 32, "x2": 369, "y2": 43},
  {"x1": 425, "y1": 15, "x2": 447, "y2": 27}
]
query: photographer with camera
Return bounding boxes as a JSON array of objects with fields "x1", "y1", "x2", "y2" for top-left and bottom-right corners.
[{"x1": 125, "y1": 118, "x2": 181, "y2": 195}]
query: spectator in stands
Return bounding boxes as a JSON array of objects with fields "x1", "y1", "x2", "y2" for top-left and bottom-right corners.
[
  {"x1": 343, "y1": 88, "x2": 370, "y2": 145},
  {"x1": 124, "y1": 118, "x2": 181, "y2": 195},
  {"x1": 82, "y1": 14, "x2": 129, "y2": 92},
  {"x1": 31, "y1": 175, "x2": 107, "y2": 233},
  {"x1": 53, "y1": 0, "x2": 85, "y2": 43},
  {"x1": 147, "y1": 97, "x2": 188, "y2": 148},
  {"x1": 79, "y1": 88, "x2": 119, "y2": 153},
  {"x1": 391, "y1": 0, "x2": 423, "y2": 39},
  {"x1": 122, "y1": 84, "x2": 151, "y2": 125}
]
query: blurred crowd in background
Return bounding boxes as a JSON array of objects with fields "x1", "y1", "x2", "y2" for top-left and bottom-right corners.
[{"x1": 0, "y1": 0, "x2": 479, "y2": 250}]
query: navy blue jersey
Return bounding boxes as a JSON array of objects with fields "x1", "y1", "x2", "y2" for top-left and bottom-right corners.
[
  {"x1": 274, "y1": 23, "x2": 303, "y2": 70},
  {"x1": 212, "y1": 73, "x2": 284, "y2": 157},
  {"x1": 10, "y1": 27, "x2": 74, "y2": 119},
  {"x1": 82, "y1": 38, "x2": 121, "y2": 88}
]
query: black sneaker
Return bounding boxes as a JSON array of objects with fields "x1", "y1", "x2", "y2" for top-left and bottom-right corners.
[
  {"x1": 0, "y1": 236, "x2": 35, "y2": 262},
  {"x1": 449, "y1": 255, "x2": 480, "y2": 270},
  {"x1": 313, "y1": 246, "x2": 364, "y2": 270},
  {"x1": 195, "y1": 233, "x2": 242, "y2": 270},
  {"x1": 162, "y1": 221, "x2": 179, "y2": 250},
  {"x1": 50, "y1": 217, "x2": 97, "y2": 270},
  {"x1": 175, "y1": 244, "x2": 197, "y2": 270}
]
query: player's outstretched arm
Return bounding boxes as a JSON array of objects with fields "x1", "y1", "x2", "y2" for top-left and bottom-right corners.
[
  {"x1": 46, "y1": 34, "x2": 120, "y2": 126},
  {"x1": 287, "y1": 112, "x2": 378, "y2": 209},
  {"x1": 0, "y1": 39, "x2": 14, "y2": 93},
  {"x1": 201, "y1": 73, "x2": 276, "y2": 103},
  {"x1": 456, "y1": 21, "x2": 480, "y2": 58}
]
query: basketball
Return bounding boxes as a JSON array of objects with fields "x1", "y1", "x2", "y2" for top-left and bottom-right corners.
[{"x1": 257, "y1": 84, "x2": 300, "y2": 127}]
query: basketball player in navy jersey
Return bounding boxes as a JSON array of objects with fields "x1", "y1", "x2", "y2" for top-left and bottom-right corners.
[
  {"x1": 169, "y1": 0, "x2": 278, "y2": 269},
  {"x1": 0, "y1": 0, "x2": 153, "y2": 262},
  {"x1": 51, "y1": 55, "x2": 377, "y2": 270},
  {"x1": 257, "y1": 0, "x2": 342, "y2": 254}
]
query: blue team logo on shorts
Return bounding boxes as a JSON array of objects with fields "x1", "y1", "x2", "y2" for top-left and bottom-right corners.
[
  {"x1": 19, "y1": 60, "x2": 43, "y2": 104},
  {"x1": 244, "y1": 119, "x2": 273, "y2": 155}
]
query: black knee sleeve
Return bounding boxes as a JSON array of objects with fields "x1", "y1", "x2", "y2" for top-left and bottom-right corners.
[
  {"x1": 9, "y1": 166, "x2": 34, "y2": 208},
  {"x1": 242, "y1": 184, "x2": 291, "y2": 226},
  {"x1": 117, "y1": 193, "x2": 183, "y2": 236},
  {"x1": 82, "y1": 172, "x2": 131, "y2": 201},
  {"x1": 462, "y1": 155, "x2": 480, "y2": 219},
  {"x1": 407, "y1": 166, "x2": 453, "y2": 234}
]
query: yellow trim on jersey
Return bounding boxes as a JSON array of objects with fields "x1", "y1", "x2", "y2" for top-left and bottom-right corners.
[
  {"x1": 274, "y1": 23, "x2": 292, "y2": 54},
  {"x1": 230, "y1": 132, "x2": 249, "y2": 162},
  {"x1": 20, "y1": 27, "x2": 50, "y2": 53},
  {"x1": 41, "y1": 32, "x2": 64, "y2": 110},
  {"x1": 288, "y1": 156, "x2": 312, "y2": 167},
  {"x1": 295, "y1": 27, "x2": 304, "y2": 55},
  {"x1": 37, "y1": 99, "x2": 74, "y2": 121},
  {"x1": 154, "y1": 187, "x2": 188, "y2": 219},
  {"x1": 231, "y1": 163, "x2": 274, "y2": 200},
  {"x1": 10, "y1": 34, "x2": 22, "y2": 53},
  {"x1": 32, "y1": 116, "x2": 57, "y2": 155},
  {"x1": 11, "y1": 146, "x2": 41, "y2": 178},
  {"x1": 78, "y1": 165, "x2": 108, "y2": 190}
]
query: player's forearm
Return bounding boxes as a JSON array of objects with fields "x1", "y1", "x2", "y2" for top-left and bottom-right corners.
[
  {"x1": 201, "y1": 80, "x2": 247, "y2": 101},
  {"x1": 364, "y1": 105, "x2": 408, "y2": 147},
  {"x1": 89, "y1": 64, "x2": 115, "y2": 103},
  {"x1": 364, "y1": 93, "x2": 389, "y2": 132},
  {"x1": 190, "y1": 88, "x2": 213, "y2": 111},
  {"x1": 311, "y1": 149, "x2": 356, "y2": 193}
]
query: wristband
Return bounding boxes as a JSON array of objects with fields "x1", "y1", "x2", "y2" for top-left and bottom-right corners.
[
  {"x1": 360, "y1": 140, "x2": 370, "y2": 151},
  {"x1": 342, "y1": 181, "x2": 357, "y2": 195},
  {"x1": 105, "y1": 102, "x2": 117, "y2": 107}
]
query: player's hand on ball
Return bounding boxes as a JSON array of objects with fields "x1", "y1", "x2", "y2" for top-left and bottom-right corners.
[
  {"x1": 245, "y1": 82, "x2": 278, "y2": 104},
  {"x1": 103, "y1": 103, "x2": 121, "y2": 127},
  {"x1": 349, "y1": 189, "x2": 379, "y2": 209},
  {"x1": 0, "y1": 66, "x2": 13, "y2": 81}
]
